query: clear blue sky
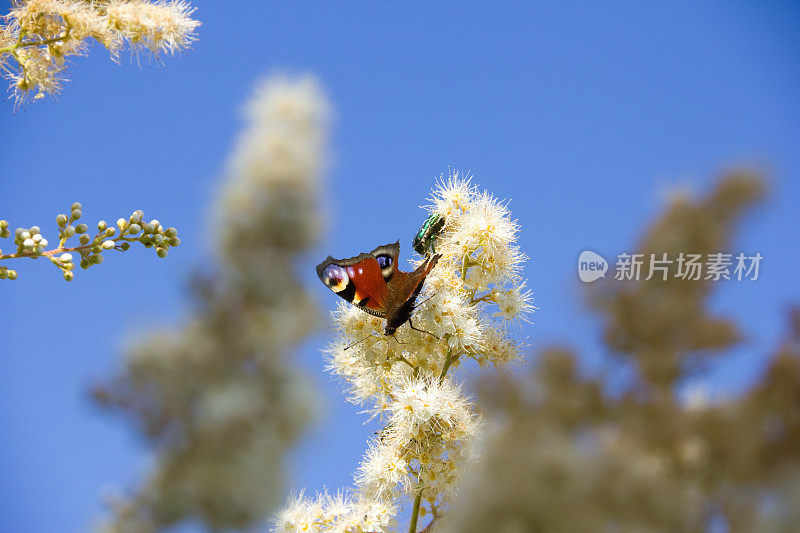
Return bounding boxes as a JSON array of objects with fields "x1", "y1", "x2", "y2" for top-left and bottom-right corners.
[{"x1": 1, "y1": 2, "x2": 799, "y2": 531}]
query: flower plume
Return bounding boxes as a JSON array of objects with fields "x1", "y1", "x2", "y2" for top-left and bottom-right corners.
[{"x1": 273, "y1": 170, "x2": 532, "y2": 532}]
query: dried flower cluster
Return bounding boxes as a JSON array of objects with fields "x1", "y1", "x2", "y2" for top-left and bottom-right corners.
[
  {"x1": 93, "y1": 74, "x2": 330, "y2": 531},
  {"x1": 438, "y1": 172, "x2": 800, "y2": 532},
  {"x1": 0, "y1": 0, "x2": 199, "y2": 104},
  {"x1": 274, "y1": 172, "x2": 534, "y2": 532},
  {"x1": 0, "y1": 202, "x2": 179, "y2": 281}
]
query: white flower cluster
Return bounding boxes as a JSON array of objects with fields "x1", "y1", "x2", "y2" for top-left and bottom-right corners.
[
  {"x1": 274, "y1": 171, "x2": 533, "y2": 532},
  {"x1": 0, "y1": 0, "x2": 199, "y2": 104},
  {"x1": 276, "y1": 492, "x2": 398, "y2": 533}
]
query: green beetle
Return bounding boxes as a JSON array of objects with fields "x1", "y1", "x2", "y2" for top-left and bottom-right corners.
[{"x1": 413, "y1": 214, "x2": 446, "y2": 256}]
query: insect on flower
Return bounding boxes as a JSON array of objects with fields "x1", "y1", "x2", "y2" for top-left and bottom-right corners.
[
  {"x1": 316, "y1": 241, "x2": 440, "y2": 336},
  {"x1": 413, "y1": 214, "x2": 446, "y2": 256}
]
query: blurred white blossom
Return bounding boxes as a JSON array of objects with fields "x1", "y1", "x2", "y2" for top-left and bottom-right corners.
[{"x1": 95, "y1": 74, "x2": 329, "y2": 531}]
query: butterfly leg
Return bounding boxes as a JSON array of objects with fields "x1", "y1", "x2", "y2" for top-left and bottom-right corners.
[{"x1": 407, "y1": 318, "x2": 440, "y2": 340}]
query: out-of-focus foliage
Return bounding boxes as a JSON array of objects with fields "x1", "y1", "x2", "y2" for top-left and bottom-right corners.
[
  {"x1": 93, "y1": 74, "x2": 329, "y2": 532},
  {"x1": 441, "y1": 172, "x2": 800, "y2": 533}
]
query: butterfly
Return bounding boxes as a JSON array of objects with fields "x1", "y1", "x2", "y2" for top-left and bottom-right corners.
[{"x1": 316, "y1": 241, "x2": 440, "y2": 336}]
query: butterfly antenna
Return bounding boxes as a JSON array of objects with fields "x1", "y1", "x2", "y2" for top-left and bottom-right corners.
[
  {"x1": 407, "y1": 318, "x2": 440, "y2": 340},
  {"x1": 344, "y1": 331, "x2": 379, "y2": 351}
]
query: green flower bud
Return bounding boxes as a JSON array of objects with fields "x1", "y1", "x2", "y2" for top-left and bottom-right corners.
[
  {"x1": 0, "y1": 228, "x2": 8, "y2": 238},
  {"x1": 164, "y1": 227, "x2": 177, "y2": 238},
  {"x1": 80, "y1": 258, "x2": 90, "y2": 269},
  {"x1": 102, "y1": 240, "x2": 115, "y2": 250},
  {"x1": 143, "y1": 223, "x2": 155, "y2": 234},
  {"x1": 92, "y1": 246, "x2": 101, "y2": 254},
  {"x1": 97, "y1": 220, "x2": 107, "y2": 232},
  {"x1": 56, "y1": 214, "x2": 68, "y2": 227},
  {"x1": 30, "y1": 226, "x2": 40, "y2": 235},
  {"x1": 7, "y1": 270, "x2": 15, "y2": 280},
  {"x1": 0, "y1": 220, "x2": 8, "y2": 229},
  {"x1": 71, "y1": 209, "x2": 82, "y2": 220},
  {"x1": 64, "y1": 225, "x2": 75, "y2": 238},
  {"x1": 156, "y1": 247, "x2": 168, "y2": 258},
  {"x1": 94, "y1": 254, "x2": 104, "y2": 264},
  {"x1": 154, "y1": 234, "x2": 165, "y2": 246},
  {"x1": 63, "y1": 271, "x2": 74, "y2": 281},
  {"x1": 128, "y1": 224, "x2": 141, "y2": 235},
  {"x1": 75, "y1": 224, "x2": 88, "y2": 234},
  {"x1": 169, "y1": 237, "x2": 181, "y2": 247},
  {"x1": 105, "y1": 228, "x2": 115, "y2": 237},
  {"x1": 71, "y1": 202, "x2": 82, "y2": 211},
  {"x1": 130, "y1": 212, "x2": 142, "y2": 224},
  {"x1": 0, "y1": 270, "x2": 6, "y2": 279},
  {"x1": 79, "y1": 234, "x2": 91, "y2": 245}
]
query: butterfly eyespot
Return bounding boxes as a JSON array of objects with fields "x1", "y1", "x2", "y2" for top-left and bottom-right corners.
[
  {"x1": 376, "y1": 255, "x2": 393, "y2": 269},
  {"x1": 322, "y1": 264, "x2": 349, "y2": 292}
]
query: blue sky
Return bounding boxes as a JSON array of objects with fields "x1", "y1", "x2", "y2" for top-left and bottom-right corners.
[{"x1": 1, "y1": 2, "x2": 799, "y2": 531}]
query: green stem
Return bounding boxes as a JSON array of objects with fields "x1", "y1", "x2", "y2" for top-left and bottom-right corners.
[
  {"x1": 0, "y1": 33, "x2": 70, "y2": 55},
  {"x1": 408, "y1": 490, "x2": 423, "y2": 533}
]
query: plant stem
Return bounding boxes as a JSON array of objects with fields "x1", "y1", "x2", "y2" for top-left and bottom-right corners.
[{"x1": 408, "y1": 490, "x2": 423, "y2": 533}]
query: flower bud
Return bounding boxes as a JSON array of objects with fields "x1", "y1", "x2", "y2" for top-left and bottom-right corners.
[
  {"x1": 75, "y1": 224, "x2": 88, "y2": 234},
  {"x1": 20, "y1": 231, "x2": 30, "y2": 240},
  {"x1": 59, "y1": 253, "x2": 73, "y2": 263},
  {"x1": 105, "y1": 228, "x2": 115, "y2": 237},
  {"x1": 32, "y1": 234, "x2": 42, "y2": 244},
  {"x1": 156, "y1": 247, "x2": 168, "y2": 258},
  {"x1": 56, "y1": 214, "x2": 68, "y2": 227},
  {"x1": 71, "y1": 202, "x2": 82, "y2": 211},
  {"x1": 22, "y1": 238, "x2": 34, "y2": 250},
  {"x1": 64, "y1": 225, "x2": 75, "y2": 237},
  {"x1": 117, "y1": 218, "x2": 126, "y2": 231},
  {"x1": 79, "y1": 234, "x2": 90, "y2": 245},
  {"x1": 30, "y1": 226, "x2": 40, "y2": 235},
  {"x1": 71, "y1": 209, "x2": 82, "y2": 220},
  {"x1": 102, "y1": 240, "x2": 115, "y2": 250},
  {"x1": 128, "y1": 224, "x2": 141, "y2": 235},
  {"x1": 97, "y1": 220, "x2": 107, "y2": 232},
  {"x1": 63, "y1": 271, "x2": 74, "y2": 281},
  {"x1": 7, "y1": 270, "x2": 16, "y2": 280}
]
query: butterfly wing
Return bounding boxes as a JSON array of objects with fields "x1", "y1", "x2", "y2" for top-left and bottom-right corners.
[{"x1": 316, "y1": 243, "x2": 399, "y2": 317}]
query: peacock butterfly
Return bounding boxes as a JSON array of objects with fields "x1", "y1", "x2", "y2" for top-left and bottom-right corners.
[{"x1": 316, "y1": 241, "x2": 440, "y2": 336}]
